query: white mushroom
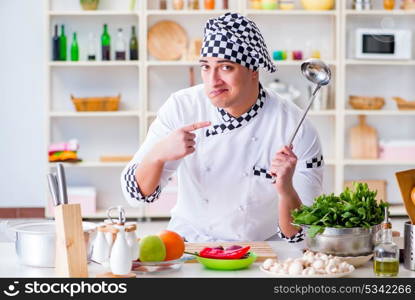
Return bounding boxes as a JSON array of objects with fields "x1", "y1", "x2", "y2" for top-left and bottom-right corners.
[
  {"x1": 294, "y1": 258, "x2": 306, "y2": 267},
  {"x1": 303, "y1": 254, "x2": 315, "y2": 266},
  {"x1": 270, "y1": 265, "x2": 280, "y2": 273},
  {"x1": 306, "y1": 267, "x2": 316, "y2": 276},
  {"x1": 339, "y1": 262, "x2": 350, "y2": 273},
  {"x1": 262, "y1": 259, "x2": 275, "y2": 270},
  {"x1": 325, "y1": 264, "x2": 338, "y2": 274},
  {"x1": 288, "y1": 261, "x2": 304, "y2": 276},
  {"x1": 311, "y1": 259, "x2": 325, "y2": 270},
  {"x1": 319, "y1": 254, "x2": 329, "y2": 261}
]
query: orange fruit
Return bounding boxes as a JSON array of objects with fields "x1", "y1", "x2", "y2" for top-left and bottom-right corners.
[
  {"x1": 411, "y1": 186, "x2": 415, "y2": 206},
  {"x1": 158, "y1": 230, "x2": 185, "y2": 261}
]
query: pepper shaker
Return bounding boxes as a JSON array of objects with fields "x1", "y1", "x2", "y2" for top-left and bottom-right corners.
[
  {"x1": 109, "y1": 225, "x2": 133, "y2": 275},
  {"x1": 91, "y1": 225, "x2": 111, "y2": 265},
  {"x1": 125, "y1": 223, "x2": 139, "y2": 261}
]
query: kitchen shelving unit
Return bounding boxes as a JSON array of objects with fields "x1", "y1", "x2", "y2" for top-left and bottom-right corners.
[{"x1": 44, "y1": 0, "x2": 414, "y2": 219}]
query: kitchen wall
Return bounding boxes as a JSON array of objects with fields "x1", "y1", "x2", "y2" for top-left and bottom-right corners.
[{"x1": 0, "y1": 0, "x2": 46, "y2": 207}]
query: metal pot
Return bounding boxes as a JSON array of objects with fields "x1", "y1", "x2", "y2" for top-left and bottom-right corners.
[
  {"x1": 303, "y1": 225, "x2": 380, "y2": 257},
  {"x1": 7, "y1": 220, "x2": 96, "y2": 268}
]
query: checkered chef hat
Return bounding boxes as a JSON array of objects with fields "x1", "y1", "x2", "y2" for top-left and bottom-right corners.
[{"x1": 201, "y1": 12, "x2": 277, "y2": 73}]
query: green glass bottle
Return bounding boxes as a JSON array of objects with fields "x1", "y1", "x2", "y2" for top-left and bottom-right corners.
[
  {"x1": 59, "y1": 24, "x2": 67, "y2": 61},
  {"x1": 129, "y1": 25, "x2": 138, "y2": 60},
  {"x1": 70, "y1": 32, "x2": 79, "y2": 61},
  {"x1": 101, "y1": 24, "x2": 111, "y2": 61}
]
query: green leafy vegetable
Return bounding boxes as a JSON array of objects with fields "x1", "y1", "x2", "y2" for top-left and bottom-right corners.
[{"x1": 291, "y1": 182, "x2": 388, "y2": 238}]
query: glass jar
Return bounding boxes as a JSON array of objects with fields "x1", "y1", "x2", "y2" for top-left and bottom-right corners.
[
  {"x1": 159, "y1": 0, "x2": 167, "y2": 9},
  {"x1": 384, "y1": 0, "x2": 395, "y2": 10},
  {"x1": 189, "y1": 0, "x2": 199, "y2": 9},
  {"x1": 173, "y1": 0, "x2": 184, "y2": 9},
  {"x1": 204, "y1": 0, "x2": 215, "y2": 9}
]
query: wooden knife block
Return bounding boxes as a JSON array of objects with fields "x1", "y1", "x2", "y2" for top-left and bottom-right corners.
[{"x1": 54, "y1": 203, "x2": 88, "y2": 277}]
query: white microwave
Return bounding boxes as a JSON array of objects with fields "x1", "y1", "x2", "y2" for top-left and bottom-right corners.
[{"x1": 355, "y1": 28, "x2": 412, "y2": 60}]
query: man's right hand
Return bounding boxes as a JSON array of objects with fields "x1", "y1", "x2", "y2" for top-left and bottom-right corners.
[{"x1": 154, "y1": 121, "x2": 211, "y2": 163}]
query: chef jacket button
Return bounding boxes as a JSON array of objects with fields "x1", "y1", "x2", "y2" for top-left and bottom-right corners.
[
  {"x1": 239, "y1": 205, "x2": 245, "y2": 212},
  {"x1": 243, "y1": 171, "x2": 249, "y2": 177},
  {"x1": 205, "y1": 167, "x2": 211, "y2": 172},
  {"x1": 237, "y1": 234, "x2": 242, "y2": 239},
  {"x1": 204, "y1": 198, "x2": 209, "y2": 204},
  {"x1": 251, "y1": 137, "x2": 258, "y2": 142}
]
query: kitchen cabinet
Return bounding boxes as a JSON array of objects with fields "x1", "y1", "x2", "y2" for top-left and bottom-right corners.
[{"x1": 44, "y1": 0, "x2": 414, "y2": 219}]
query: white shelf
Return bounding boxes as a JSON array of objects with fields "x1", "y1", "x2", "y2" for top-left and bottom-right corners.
[
  {"x1": 345, "y1": 9, "x2": 415, "y2": 16},
  {"x1": 343, "y1": 160, "x2": 415, "y2": 166},
  {"x1": 48, "y1": 10, "x2": 138, "y2": 16},
  {"x1": 275, "y1": 60, "x2": 338, "y2": 66},
  {"x1": 49, "y1": 111, "x2": 140, "y2": 117},
  {"x1": 146, "y1": 61, "x2": 200, "y2": 67},
  {"x1": 48, "y1": 161, "x2": 127, "y2": 168},
  {"x1": 389, "y1": 204, "x2": 407, "y2": 217},
  {"x1": 346, "y1": 59, "x2": 415, "y2": 66},
  {"x1": 146, "y1": 9, "x2": 230, "y2": 15},
  {"x1": 147, "y1": 60, "x2": 338, "y2": 67},
  {"x1": 345, "y1": 110, "x2": 415, "y2": 116},
  {"x1": 325, "y1": 159, "x2": 336, "y2": 166},
  {"x1": 49, "y1": 61, "x2": 139, "y2": 67},
  {"x1": 308, "y1": 110, "x2": 337, "y2": 116},
  {"x1": 246, "y1": 9, "x2": 338, "y2": 15}
]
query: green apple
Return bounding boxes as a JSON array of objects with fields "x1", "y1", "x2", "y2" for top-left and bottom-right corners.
[{"x1": 139, "y1": 235, "x2": 166, "y2": 262}]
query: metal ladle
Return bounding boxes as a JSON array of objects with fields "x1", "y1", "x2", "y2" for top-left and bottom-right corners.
[{"x1": 288, "y1": 59, "x2": 332, "y2": 146}]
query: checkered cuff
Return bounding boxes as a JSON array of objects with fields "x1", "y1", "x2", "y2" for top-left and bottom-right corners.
[
  {"x1": 123, "y1": 163, "x2": 161, "y2": 203},
  {"x1": 276, "y1": 226, "x2": 304, "y2": 243},
  {"x1": 305, "y1": 155, "x2": 324, "y2": 169},
  {"x1": 253, "y1": 166, "x2": 276, "y2": 184}
]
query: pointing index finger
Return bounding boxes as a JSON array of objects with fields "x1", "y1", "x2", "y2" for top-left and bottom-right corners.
[{"x1": 182, "y1": 121, "x2": 211, "y2": 132}]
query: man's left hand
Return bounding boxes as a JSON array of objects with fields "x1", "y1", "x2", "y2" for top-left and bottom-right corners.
[{"x1": 270, "y1": 145, "x2": 297, "y2": 195}]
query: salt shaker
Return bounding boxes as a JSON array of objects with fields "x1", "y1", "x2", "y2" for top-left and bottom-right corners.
[
  {"x1": 91, "y1": 225, "x2": 110, "y2": 265},
  {"x1": 109, "y1": 225, "x2": 132, "y2": 275},
  {"x1": 125, "y1": 223, "x2": 139, "y2": 261}
]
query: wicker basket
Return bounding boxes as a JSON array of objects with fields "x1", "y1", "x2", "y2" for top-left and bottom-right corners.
[
  {"x1": 392, "y1": 97, "x2": 415, "y2": 110},
  {"x1": 71, "y1": 94, "x2": 120, "y2": 112},
  {"x1": 349, "y1": 95, "x2": 385, "y2": 110}
]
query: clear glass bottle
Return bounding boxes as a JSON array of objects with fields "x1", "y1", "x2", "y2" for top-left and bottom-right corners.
[
  {"x1": 373, "y1": 208, "x2": 399, "y2": 277},
  {"x1": 87, "y1": 33, "x2": 97, "y2": 61},
  {"x1": 115, "y1": 28, "x2": 126, "y2": 61}
]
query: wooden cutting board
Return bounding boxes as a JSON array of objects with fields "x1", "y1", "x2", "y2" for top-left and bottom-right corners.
[
  {"x1": 344, "y1": 180, "x2": 386, "y2": 203},
  {"x1": 395, "y1": 169, "x2": 415, "y2": 224},
  {"x1": 184, "y1": 241, "x2": 277, "y2": 263},
  {"x1": 350, "y1": 115, "x2": 378, "y2": 159},
  {"x1": 148, "y1": 21, "x2": 188, "y2": 61}
]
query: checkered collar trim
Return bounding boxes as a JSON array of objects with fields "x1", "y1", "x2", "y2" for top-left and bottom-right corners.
[{"x1": 206, "y1": 84, "x2": 266, "y2": 137}]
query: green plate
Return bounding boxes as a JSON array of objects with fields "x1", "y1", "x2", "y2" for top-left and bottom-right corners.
[{"x1": 196, "y1": 252, "x2": 257, "y2": 270}]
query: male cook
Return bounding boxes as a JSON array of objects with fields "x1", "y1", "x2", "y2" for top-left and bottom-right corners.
[{"x1": 121, "y1": 13, "x2": 324, "y2": 243}]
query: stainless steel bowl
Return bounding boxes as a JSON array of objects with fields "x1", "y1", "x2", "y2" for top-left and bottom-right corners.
[
  {"x1": 303, "y1": 225, "x2": 380, "y2": 257},
  {"x1": 8, "y1": 220, "x2": 96, "y2": 268}
]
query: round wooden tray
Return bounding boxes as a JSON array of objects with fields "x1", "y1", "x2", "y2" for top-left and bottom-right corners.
[{"x1": 148, "y1": 21, "x2": 188, "y2": 61}]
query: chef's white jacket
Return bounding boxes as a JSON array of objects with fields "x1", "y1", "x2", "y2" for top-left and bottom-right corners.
[{"x1": 121, "y1": 83, "x2": 324, "y2": 242}]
